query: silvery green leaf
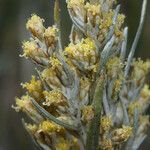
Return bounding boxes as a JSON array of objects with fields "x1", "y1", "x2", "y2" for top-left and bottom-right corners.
[
  {"x1": 125, "y1": 0, "x2": 147, "y2": 78},
  {"x1": 30, "y1": 98, "x2": 78, "y2": 131}
]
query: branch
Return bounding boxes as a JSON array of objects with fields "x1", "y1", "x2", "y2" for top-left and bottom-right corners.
[{"x1": 124, "y1": 0, "x2": 147, "y2": 78}]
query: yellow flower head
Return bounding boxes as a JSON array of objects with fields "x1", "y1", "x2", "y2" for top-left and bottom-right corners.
[
  {"x1": 39, "y1": 120, "x2": 64, "y2": 134},
  {"x1": 132, "y1": 59, "x2": 150, "y2": 82},
  {"x1": 100, "y1": 11, "x2": 114, "y2": 30},
  {"x1": 43, "y1": 90, "x2": 66, "y2": 106},
  {"x1": 140, "y1": 115, "x2": 150, "y2": 124},
  {"x1": 26, "y1": 123, "x2": 38, "y2": 134},
  {"x1": 26, "y1": 14, "x2": 45, "y2": 38},
  {"x1": 82, "y1": 105, "x2": 94, "y2": 121},
  {"x1": 55, "y1": 138, "x2": 70, "y2": 150},
  {"x1": 112, "y1": 125, "x2": 132, "y2": 143},
  {"x1": 49, "y1": 57, "x2": 62, "y2": 70},
  {"x1": 101, "y1": 116, "x2": 112, "y2": 131},
  {"x1": 42, "y1": 67, "x2": 55, "y2": 79},
  {"x1": 141, "y1": 84, "x2": 150, "y2": 100},
  {"x1": 41, "y1": 67, "x2": 62, "y2": 90},
  {"x1": 101, "y1": 139, "x2": 113, "y2": 150},
  {"x1": 80, "y1": 77, "x2": 91, "y2": 90},
  {"x1": 99, "y1": 11, "x2": 124, "y2": 38},
  {"x1": 67, "y1": 0, "x2": 84, "y2": 8},
  {"x1": 106, "y1": 57, "x2": 123, "y2": 78},
  {"x1": 128, "y1": 101, "x2": 140, "y2": 116},
  {"x1": 112, "y1": 79, "x2": 122, "y2": 100},
  {"x1": 22, "y1": 41, "x2": 38, "y2": 58},
  {"x1": 85, "y1": 3, "x2": 101, "y2": 16},
  {"x1": 14, "y1": 95, "x2": 32, "y2": 112},
  {"x1": 21, "y1": 76, "x2": 43, "y2": 99},
  {"x1": 65, "y1": 38, "x2": 96, "y2": 62},
  {"x1": 44, "y1": 26, "x2": 58, "y2": 47},
  {"x1": 117, "y1": 14, "x2": 125, "y2": 27}
]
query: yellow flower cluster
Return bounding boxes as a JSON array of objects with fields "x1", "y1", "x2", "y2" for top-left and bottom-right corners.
[
  {"x1": 101, "y1": 139, "x2": 113, "y2": 150},
  {"x1": 101, "y1": 116, "x2": 112, "y2": 131},
  {"x1": 25, "y1": 120, "x2": 79, "y2": 149},
  {"x1": 43, "y1": 90, "x2": 66, "y2": 106},
  {"x1": 128, "y1": 102, "x2": 140, "y2": 116},
  {"x1": 26, "y1": 123, "x2": 38, "y2": 134},
  {"x1": 14, "y1": 95, "x2": 33, "y2": 112},
  {"x1": 42, "y1": 67, "x2": 62, "y2": 90},
  {"x1": 85, "y1": 3, "x2": 101, "y2": 15},
  {"x1": 22, "y1": 41, "x2": 38, "y2": 58},
  {"x1": 22, "y1": 14, "x2": 60, "y2": 65},
  {"x1": 133, "y1": 59, "x2": 150, "y2": 73},
  {"x1": 132, "y1": 59, "x2": 150, "y2": 83},
  {"x1": 39, "y1": 120, "x2": 64, "y2": 134},
  {"x1": 55, "y1": 138, "x2": 70, "y2": 150},
  {"x1": 139, "y1": 115, "x2": 150, "y2": 127},
  {"x1": 100, "y1": 11, "x2": 114, "y2": 30},
  {"x1": 106, "y1": 57, "x2": 123, "y2": 78},
  {"x1": 112, "y1": 79, "x2": 122, "y2": 100},
  {"x1": 117, "y1": 14, "x2": 126, "y2": 28},
  {"x1": 21, "y1": 76, "x2": 43, "y2": 100},
  {"x1": 141, "y1": 84, "x2": 150, "y2": 100},
  {"x1": 67, "y1": 0, "x2": 85, "y2": 8},
  {"x1": 99, "y1": 11, "x2": 125, "y2": 39},
  {"x1": 82, "y1": 105, "x2": 94, "y2": 121},
  {"x1": 26, "y1": 14, "x2": 45, "y2": 38},
  {"x1": 65, "y1": 38, "x2": 96, "y2": 62},
  {"x1": 50, "y1": 57, "x2": 62, "y2": 70},
  {"x1": 112, "y1": 125, "x2": 132, "y2": 143},
  {"x1": 42, "y1": 67, "x2": 55, "y2": 79},
  {"x1": 79, "y1": 77, "x2": 91, "y2": 100}
]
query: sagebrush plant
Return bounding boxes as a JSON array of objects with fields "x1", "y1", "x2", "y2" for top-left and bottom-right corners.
[{"x1": 13, "y1": 0, "x2": 150, "y2": 149}]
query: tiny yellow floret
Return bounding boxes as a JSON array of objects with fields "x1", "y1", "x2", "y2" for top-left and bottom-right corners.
[
  {"x1": 14, "y1": 95, "x2": 31, "y2": 112},
  {"x1": 82, "y1": 105, "x2": 94, "y2": 121},
  {"x1": 55, "y1": 138, "x2": 70, "y2": 150},
  {"x1": 39, "y1": 120, "x2": 63, "y2": 134},
  {"x1": 101, "y1": 139, "x2": 113, "y2": 150},
  {"x1": 26, "y1": 123, "x2": 38, "y2": 134},
  {"x1": 43, "y1": 90, "x2": 65, "y2": 106},
  {"x1": 67, "y1": 0, "x2": 84, "y2": 8},
  {"x1": 21, "y1": 76, "x2": 43, "y2": 99},
  {"x1": 50, "y1": 57, "x2": 62, "y2": 70},
  {"x1": 128, "y1": 101, "x2": 140, "y2": 116},
  {"x1": 85, "y1": 3, "x2": 101, "y2": 16},
  {"x1": 101, "y1": 116, "x2": 112, "y2": 131},
  {"x1": 141, "y1": 84, "x2": 150, "y2": 100}
]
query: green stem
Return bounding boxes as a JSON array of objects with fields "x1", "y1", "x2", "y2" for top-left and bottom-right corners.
[{"x1": 86, "y1": 74, "x2": 105, "y2": 150}]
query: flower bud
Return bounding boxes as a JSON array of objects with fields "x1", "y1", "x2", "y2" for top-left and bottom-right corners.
[
  {"x1": 26, "y1": 14, "x2": 45, "y2": 39},
  {"x1": 44, "y1": 26, "x2": 58, "y2": 48},
  {"x1": 82, "y1": 105, "x2": 94, "y2": 121},
  {"x1": 112, "y1": 125, "x2": 132, "y2": 143}
]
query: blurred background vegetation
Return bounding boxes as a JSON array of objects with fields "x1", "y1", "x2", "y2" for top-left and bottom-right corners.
[{"x1": 0, "y1": 0, "x2": 149, "y2": 149}]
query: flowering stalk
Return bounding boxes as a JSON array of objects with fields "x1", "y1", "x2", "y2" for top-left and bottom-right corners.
[{"x1": 13, "y1": 0, "x2": 150, "y2": 150}]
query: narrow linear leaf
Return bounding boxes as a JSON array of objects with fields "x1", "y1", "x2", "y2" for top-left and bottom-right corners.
[
  {"x1": 30, "y1": 98, "x2": 78, "y2": 131},
  {"x1": 86, "y1": 74, "x2": 105, "y2": 150}
]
